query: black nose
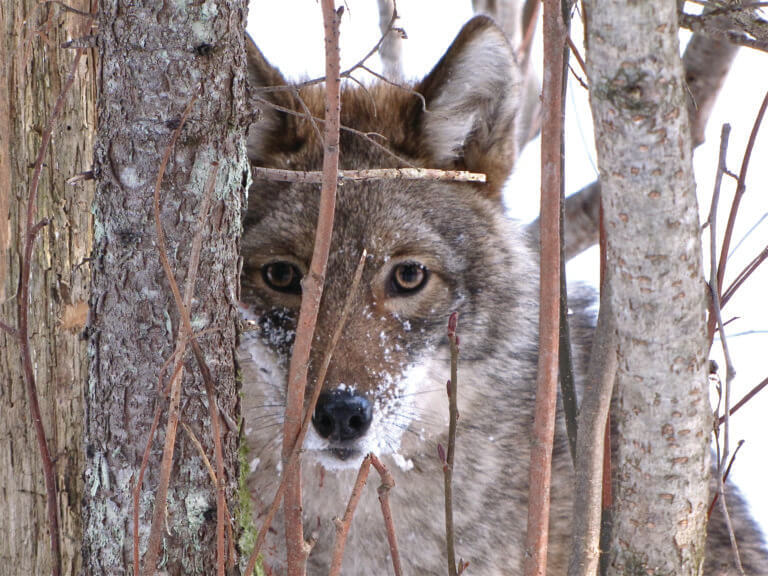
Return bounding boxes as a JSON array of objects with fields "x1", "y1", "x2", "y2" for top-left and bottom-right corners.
[{"x1": 312, "y1": 390, "x2": 373, "y2": 442}]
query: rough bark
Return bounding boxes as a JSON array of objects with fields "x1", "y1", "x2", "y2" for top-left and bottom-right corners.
[
  {"x1": 583, "y1": 0, "x2": 711, "y2": 574},
  {"x1": 82, "y1": 2, "x2": 248, "y2": 574},
  {"x1": 0, "y1": 1, "x2": 96, "y2": 574}
]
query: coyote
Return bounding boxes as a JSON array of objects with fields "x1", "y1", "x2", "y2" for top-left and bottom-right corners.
[{"x1": 240, "y1": 16, "x2": 767, "y2": 575}]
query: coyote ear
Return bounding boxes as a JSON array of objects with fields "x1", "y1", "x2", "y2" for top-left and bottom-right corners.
[
  {"x1": 245, "y1": 34, "x2": 303, "y2": 165},
  {"x1": 416, "y1": 16, "x2": 520, "y2": 198}
]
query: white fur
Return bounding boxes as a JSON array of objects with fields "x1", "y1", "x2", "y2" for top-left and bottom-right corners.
[{"x1": 424, "y1": 28, "x2": 518, "y2": 164}]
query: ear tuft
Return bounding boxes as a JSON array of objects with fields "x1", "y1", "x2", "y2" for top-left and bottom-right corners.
[
  {"x1": 417, "y1": 16, "x2": 521, "y2": 198},
  {"x1": 245, "y1": 34, "x2": 302, "y2": 165}
]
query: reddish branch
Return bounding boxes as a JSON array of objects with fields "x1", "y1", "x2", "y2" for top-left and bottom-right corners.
[
  {"x1": 369, "y1": 455, "x2": 403, "y2": 576},
  {"x1": 141, "y1": 101, "x2": 228, "y2": 576},
  {"x1": 443, "y1": 312, "x2": 460, "y2": 576},
  {"x1": 709, "y1": 91, "x2": 768, "y2": 342},
  {"x1": 281, "y1": 2, "x2": 343, "y2": 574},
  {"x1": 707, "y1": 124, "x2": 746, "y2": 575},
  {"x1": 329, "y1": 455, "x2": 373, "y2": 576},
  {"x1": 523, "y1": 0, "x2": 565, "y2": 574},
  {"x1": 243, "y1": 251, "x2": 367, "y2": 576},
  {"x1": 717, "y1": 375, "x2": 768, "y2": 425}
]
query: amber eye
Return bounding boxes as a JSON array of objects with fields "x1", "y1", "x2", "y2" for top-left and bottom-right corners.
[
  {"x1": 390, "y1": 262, "x2": 429, "y2": 294},
  {"x1": 262, "y1": 261, "x2": 302, "y2": 294}
]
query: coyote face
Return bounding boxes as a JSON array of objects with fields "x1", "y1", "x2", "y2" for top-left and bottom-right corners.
[
  {"x1": 241, "y1": 16, "x2": 526, "y2": 473},
  {"x1": 239, "y1": 14, "x2": 766, "y2": 576}
]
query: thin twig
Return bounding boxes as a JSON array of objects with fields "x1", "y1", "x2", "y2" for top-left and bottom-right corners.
[
  {"x1": 328, "y1": 455, "x2": 373, "y2": 576},
  {"x1": 722, "y1": 243, "x2": 768, "y2": 307},
  {"x1": 255, "y1": 2, "x2": 401, "y2": 96},
  {"x1": 133, "y1": 356, "x2": 183, "y2": 573},
  {"x1": 370, "y1": 454, "x2": 403, "y2": 576},
  {"x1": 524, "y1": 0, "x2": 565, "y2": 573},
  {"x1": 140, "y1": 95, "x2": 199, "y2": 576},
  {"x1": 11, "y1": 9, "x2": 94, "y2": 572},
  {"x1": 566, "y1": 36, "x2": 587, "y2": 78},
  {"x1": 567, "y1": 283, "x2": 617, "y2": 576},
  {"x1": 243, "y1": 251, "x2": 367, "y2": 576},
  {"x1": 252, "y1": 96, "x2": 416, "y2": 168},
  {"x1": 358, "y1": 64, "x2": 426, "y2": 111},
  {"x1": 708, "y1": 440, "x2": 745, "y2": 519},
  {"x1": 180, "y1": 422, "x2": 236, "y2": 568},
  {"x1": 709, "y1": 91, "x2": 768, "y2": 342},
  {"x1": 442, "y1": 312, "x2": 460, "y2": 576},
  {"x1": 251, "y1": 166, "x2": 485, "y2": 184},
  {"x1": 282, "y1": 3, "x2": 343, "y2": 574},
  {"x1": 707, "y1": 124, "x2": 746, "y2": 576},
  {"x1": 0, "y1": 320, "x2": 16, "y2": 336},
  {"x1": 717, "y1": 375, "x2": 768, "y2": 425},
  {"x1": 186, "y1": 163, "x2": 228, "y2": 576}
]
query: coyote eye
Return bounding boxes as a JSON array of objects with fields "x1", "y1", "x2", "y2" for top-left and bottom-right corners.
[
  {"x1": 262, "y1": 261, "x2": 302, "y2": 294},
  {"x1": 391, "y1": 262, "x2": 429, "y2": 294}
]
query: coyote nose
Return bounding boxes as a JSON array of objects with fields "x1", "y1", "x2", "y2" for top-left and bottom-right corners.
[{"x1": 312, "y1": 390, "x2": 373, "y2": 442}]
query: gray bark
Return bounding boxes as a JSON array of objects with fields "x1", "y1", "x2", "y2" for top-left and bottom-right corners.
[
  {"x1": 0, "y1": 1, "x2": 96, "y2": 574},
  {"x1": 583, "y1": 0, "x2": 711, "y2": 574},
  {"x1": 83, "y1": 1, "x2": 249, "y2": 574}
]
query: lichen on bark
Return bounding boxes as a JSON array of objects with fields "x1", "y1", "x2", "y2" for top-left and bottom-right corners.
[
  {"x1": 82, "y1": 1, "x2": 249, "y2": 573},
  {"x1": 583, "y1": 0, "x2": 710, "y2": 574}
]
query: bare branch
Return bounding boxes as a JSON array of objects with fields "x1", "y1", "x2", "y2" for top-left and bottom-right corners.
[
  {"x1": 709, "y1": 91, "x2": 768, "y2": 342},
  {"x1": 717, "y1": 375, "x2": 768, "y2": 425},
  {"x1": 9, "y1": 9, "x2": 95, "y2": 572},
  {"x1": 180, "y1": 422, "x2": 235, "y2": 568},
  {"x1": 679, "y1": 10, "x2": 768, "y2": 54},
  {"x1": 251, "y1": 166, "x2": 486, "y2": 184},
  {"x1": 243, "y1": 251, "x2": 367, "y2": 576},
  {"x1": 370, "y1": 454, "x2": 403, "y2": 576},
  {"x1": 141, "y1": 95, "x2": 200, "y2": 576},
  {"x1": 567, "y1": 284, "x2": 617, "y2": 576},
  {"x1": 707, "y1": 124, "x2": 746, "y2": 575},
  {"x1": 443, "y1": 312, "x2": 460, "y2": 576},
  {"x1": 329, "y1": 455, "x2": 373, "y2": 576},
  {"x1": 280, "y1": 3, "x2": 343, "y2": 573},
  {"x1": 252, "y1": 96, "x2": 416, "y2": 168},
  {"x1": 0, "y1": 320, "x2": 16, "y2": 337},
  {"x1": 524, "y1": 0, "x2": 565, "y2": 573}
]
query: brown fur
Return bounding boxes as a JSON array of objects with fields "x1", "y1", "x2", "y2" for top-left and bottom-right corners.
[{"x1": 239, "y1": 16, "x2": 767, "y2": 575}]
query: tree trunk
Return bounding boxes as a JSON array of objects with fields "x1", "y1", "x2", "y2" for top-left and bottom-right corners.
[
  {"x1": 583, "y1": 0, "x2": 710, "y2": 574},
  {"x1": 82, "y1": 1, "x2": 248, "y2": 574},
  {"x1": 0, "y1": 1, "x2": 96, "y2": 574}
]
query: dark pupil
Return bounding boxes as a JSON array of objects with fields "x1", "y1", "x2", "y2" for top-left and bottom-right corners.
[
  {"x1": 396, "y1": 263, "x2": 424, "y2": 290},
  {"x1": 264, "y1": 262, "x2": 298, "y2": 291}
]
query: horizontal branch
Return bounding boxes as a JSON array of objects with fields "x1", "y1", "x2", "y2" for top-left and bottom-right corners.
[{"x1": 251, "y1": 166, "x2": 486, "y2": 184}]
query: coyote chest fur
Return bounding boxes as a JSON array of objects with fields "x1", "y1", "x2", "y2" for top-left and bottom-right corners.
[{"x1": 240, "y1": 16, "x2": 766, "y2": 575}]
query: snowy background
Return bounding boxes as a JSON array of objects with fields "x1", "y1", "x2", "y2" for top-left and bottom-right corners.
[{"x1": 247, "y1": 0, "x2": 768, "y2": 542}]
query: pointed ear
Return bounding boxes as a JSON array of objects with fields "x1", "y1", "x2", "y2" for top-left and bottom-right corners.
[
  {"x1": 416, "y1": 16, "x2": 521, "y2": 198},
  {"x1": 245, "y1": 34, "x2": 303, "y2": 165}
]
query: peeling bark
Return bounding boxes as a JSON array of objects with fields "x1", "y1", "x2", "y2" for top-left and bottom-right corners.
[
  {"x1": 583, "y1": 0, "x2": 710, "y2": 573},
  {"x1": 82, "y1": 1, "x2": 248, "y2": 573},
  {"x1": 0, "y1": 1, "x2": 96, "y2": 574}
]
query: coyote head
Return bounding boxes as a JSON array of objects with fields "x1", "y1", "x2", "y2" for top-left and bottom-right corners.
[{"x1": 241, "y1": 16, "x2": 529, "y2": 470}]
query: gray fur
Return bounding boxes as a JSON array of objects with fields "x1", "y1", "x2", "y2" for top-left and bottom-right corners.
[{"x1": 240, "y1": 16, "x2": 767, "y2": 575}]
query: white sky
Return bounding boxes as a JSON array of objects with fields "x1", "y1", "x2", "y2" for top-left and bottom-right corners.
[{"x1": 248, "y1": 0, "x2": 768, "y2": 541}]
